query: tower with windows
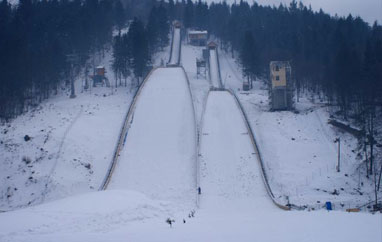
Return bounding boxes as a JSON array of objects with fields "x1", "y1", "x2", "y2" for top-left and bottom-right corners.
[{"x1": 269, "y1": 61, "x2": 293, "y2": 110}]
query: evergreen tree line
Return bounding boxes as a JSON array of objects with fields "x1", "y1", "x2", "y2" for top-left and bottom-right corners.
[
  {"x1": 160, "y1": 0, "x2": 381, "y2": 123},
  {"x1": 112, "y1": 2, "x2": 169, "y2": 86},
  {"x1": 0, "y1": 0, "x2": 124, "y2": 121}
]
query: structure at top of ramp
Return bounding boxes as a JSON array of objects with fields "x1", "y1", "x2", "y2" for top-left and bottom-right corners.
[{"x1": 108, "y1": 67, "x2": 196, "y2": 206}]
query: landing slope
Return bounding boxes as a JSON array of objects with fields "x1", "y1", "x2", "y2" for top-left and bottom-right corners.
[
  {"x1": 199, "y1": 91, "x2": 272, "y2": 210},
  {"x1": 108, "y1": 67, "x2": 196, "y2": 207}
]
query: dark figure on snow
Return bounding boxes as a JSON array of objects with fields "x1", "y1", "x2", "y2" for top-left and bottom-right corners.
[
  {"x1": 198, "y1": 187, "x2": 201, "y2": 195},
  {"x1": 166, "y1": 218, "x2": 174, "y2": 227}
]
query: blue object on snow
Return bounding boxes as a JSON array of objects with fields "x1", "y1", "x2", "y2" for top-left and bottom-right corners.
[{"x1": 326, "y1": 201, "x2": 332, "y2": 211}]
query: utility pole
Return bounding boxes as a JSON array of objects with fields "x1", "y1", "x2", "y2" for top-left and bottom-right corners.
[
  {"x1": 84, "y1": 64, "x2": 89, "y2": 90},
  {"x1": 334, "y1": 137, "x2": 340, "y2": 172},
  {"x1": 66, "y1": 53, "x2": 80, "y2": 99}
]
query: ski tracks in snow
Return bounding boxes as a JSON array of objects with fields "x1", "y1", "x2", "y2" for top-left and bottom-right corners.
[{"x1": 41, "y1": 106, "x2": 84, "y2": 202}]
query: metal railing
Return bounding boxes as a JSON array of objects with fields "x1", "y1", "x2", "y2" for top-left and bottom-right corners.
[
  {"x1": 180, "y1": 66, "x2": 199, "y2": 207},
  {"x1": 98, "y1": 68, "x2": 158, "y2": 190},
  {"x1": 226, "y1": 89, "x2": 291, "y2": 210}
]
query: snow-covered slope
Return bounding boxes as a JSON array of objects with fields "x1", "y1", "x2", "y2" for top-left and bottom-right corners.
[
  {"x1": 0, "y1": 82, "x2": 133, "y2": 211},
  {"x1": 218, "y1": 49, "x2": 380, "y2": 209},
  {"x1": 168, "y1": 28, "x2": 181, "y2": 65},
  {"x1": 181, "y1": 45, "x2": 210, "y2": 125},
  {"x1": 199, "y1": 90, "x2": 273, "y2": 210},
  {"x1": 0, "y1": 36, "x2": 381, "y2": 242},
  {"x1": 0, "y1": 187, "x2": 380, "y2": 242},
  {"x1": 108, "y1": 67, "x2": 197, "y2": 209}
]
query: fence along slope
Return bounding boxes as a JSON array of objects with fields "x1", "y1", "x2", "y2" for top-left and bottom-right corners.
[
  {"x1": 198, "y1": 90, "x2": 274, "y2": 209},
  {"x1": 106, "y1": 67, "x2": 197, "y2": 206},
  {"x1": 227, "y1": 89, "x2": 290, "y2": 210},
  {"x1": 99, "y1": 68, "x2": 158, "y2": 191}
]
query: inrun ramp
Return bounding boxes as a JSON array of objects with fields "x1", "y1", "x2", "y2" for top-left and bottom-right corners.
[
  {"x1": 209, "y1": 49, "x2": 222, "y2": 88},
  {"x1": 168, "y1": 28, "x2": 181, "y2": 66},
  {"x1": 199, "y1": 91, "x2": 273, "y2": 210},
  {"x1": 108, "y1": 67, "x2": 196, "y2": 206}
]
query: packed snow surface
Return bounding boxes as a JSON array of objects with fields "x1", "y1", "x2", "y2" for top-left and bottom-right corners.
[
  {"x1": 0, "y1": 167, "x2": 380, "y2": 242},
  {"x1": 108, "y1": 67, "x2": 196, "y2": 208},
  {"x1": 209, "y1": 49, "x2": 221, "y2": 88},
  {"x1": 168, "y1": 28, "x2": 181, "y2": 65},
  {"x1": 199, "y1": 90, "x2": 273, "y2": 210},
  {"x1": 181, "y1": 45, "x2": 210, "y2": 124}
]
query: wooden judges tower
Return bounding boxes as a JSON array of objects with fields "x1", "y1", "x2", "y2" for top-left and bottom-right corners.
[{"x1": 269, "y1": 61, "x2": 293, "y2": 110}]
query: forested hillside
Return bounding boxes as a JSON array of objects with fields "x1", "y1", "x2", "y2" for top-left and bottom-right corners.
[
  {"x1": 0, "y1": 0, "x2": 166, "y2": 121},
  {"x1": 1, "y1": 0, "x2": 381, "y2": 147}
]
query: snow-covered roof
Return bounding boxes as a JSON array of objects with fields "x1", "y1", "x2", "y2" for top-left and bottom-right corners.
[{"x1": 188, "y1": 30, "x2": 208, "y2": 35}]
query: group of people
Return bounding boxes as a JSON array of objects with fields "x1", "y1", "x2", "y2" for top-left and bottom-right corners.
[{"x1": 165, "y1": 187, "x2": 202, "y2": 228}]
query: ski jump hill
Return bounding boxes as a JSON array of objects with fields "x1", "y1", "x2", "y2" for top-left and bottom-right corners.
[
  {"x1": 101, "y1": 27, "x2": 287, "y2": 211},
  {"x1": 104, "y1": 67, "x2": 197, "y2": 206},
  {"x1": 204, "y1": 44, "x2": 289, "y2": 210}
]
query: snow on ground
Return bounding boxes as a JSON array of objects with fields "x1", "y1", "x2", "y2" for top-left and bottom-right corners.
[
  {"x1": 209, "y1": 49, "x2": 221, "y2": 88},
  {"x1": 108, "y1": 67, "x2": 197, "y2": 211},
  {"x1": 199, "y1": 90, "x2": 273, "y2": 211},
  {"x1": 0, "y1": 49, "x2": 136, "y2": 211},
  {"x1": 0, "y1": 189, "x2": 380, "y2": 242},
  {"x1": 0, "y1": 36, "x2": 381, "y2": 242},
  {"x1": 218, "y1": 48, "x2": 380, "y2": 210},
  {"x1": 181, "y1": 44, "x2": 210, "y2": 125},
  {"x1": 168, "y1": 28, "x2": 181, "y2": 65}
]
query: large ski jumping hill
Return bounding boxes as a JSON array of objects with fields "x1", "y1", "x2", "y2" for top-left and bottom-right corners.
[{"x1": 108, "y1": 67, "x2": 197, "y2": 208}]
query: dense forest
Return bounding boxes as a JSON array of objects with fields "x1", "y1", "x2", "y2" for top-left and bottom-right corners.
[
  {"x1": 0, "y1": 0, "x2": 167, "y2": 121},
  {"x1": 0, "y1": 0, "x2": 115, "y2": 120}
]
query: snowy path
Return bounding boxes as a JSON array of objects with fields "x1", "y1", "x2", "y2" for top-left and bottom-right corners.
[
  {"x1": 168, "y1": 28, "x2": 181, "y2": 65},
  {"x1": 199, "y1": 91, "x2": 273, "y2": 211},
  {"x1": 108, "y1": 67, "x2": 196, "y2": 208},
  {"x1": 209, "y1": 49, "x2": 222, "y2": 88}
]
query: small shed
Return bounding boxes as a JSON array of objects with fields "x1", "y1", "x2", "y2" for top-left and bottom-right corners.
[
  {"x1": 188, "y1": 30, "x2": 208, "y2": 46},
  {"x1": 207, "y1": 41, "x2": 218, "y2": 49},
  {"x1": 173, "y1": 20, "x2": 181, "y2": 28},
  {"x1": 96, "y1": 66, "x2": 106, "y2": 76},
  {"x1": 92, "y1": 66, "x2": 110, "y2": 87}
]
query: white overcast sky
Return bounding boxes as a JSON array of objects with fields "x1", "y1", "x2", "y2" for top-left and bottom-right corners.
[{"x1": 205, "y1": 0, "x2": 382, "y2": 25}]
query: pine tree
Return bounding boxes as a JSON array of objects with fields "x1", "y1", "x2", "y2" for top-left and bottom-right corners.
[
  {"x1": 128, "y1": 17, "x2": 148, "y2": 79},
  {"x1": 114, "y1": 0, "x2": 126, "y2": 34}
]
